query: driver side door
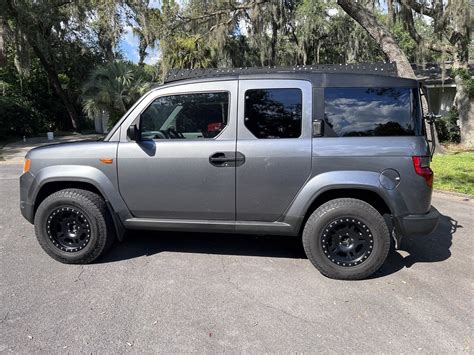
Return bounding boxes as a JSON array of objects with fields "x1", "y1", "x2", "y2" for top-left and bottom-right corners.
[{"x1": 117, "y1": 81, "x2": 238, "y2": 220}]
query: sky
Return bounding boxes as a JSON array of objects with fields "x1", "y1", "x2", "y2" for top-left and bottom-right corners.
[
  {"x1": 117, "y1": 0, "x2": 162, "y2": 65},
  {"x1": 118, "y1": 26, "x2": 161, "y2": 65}
]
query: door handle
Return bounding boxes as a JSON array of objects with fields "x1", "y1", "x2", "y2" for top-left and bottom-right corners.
[
  {"x1": 209, "y1": 152, "x2": 245, "y2": 167},
  {"x1": 209, "y1": 152, "x2": 229, "y2": 166}
]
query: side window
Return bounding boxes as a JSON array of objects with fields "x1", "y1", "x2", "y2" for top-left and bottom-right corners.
[
  {"x1": 140, "y1": 92, "x2": 229, "y2": 140},
  {"x1": 324, "y1": 87, "x2": 419, "y2": 137},
  {"x1": 244, "y1": 88, "x2": 302, "y2": 139}
]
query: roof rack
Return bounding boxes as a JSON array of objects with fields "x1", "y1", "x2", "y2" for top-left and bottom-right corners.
[{"x1": 163, "y1": 62, "x2": 398, "y2": 83}]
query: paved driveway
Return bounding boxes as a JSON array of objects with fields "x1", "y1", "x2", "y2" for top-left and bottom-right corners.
[{"x1": 0, "y1": 163, "x2": 472, "y2": 353}]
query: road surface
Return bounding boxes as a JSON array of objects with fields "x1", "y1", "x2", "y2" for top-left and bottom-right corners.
[{"x1": 0, "y1": 163, "x2": 472, "y2": 353}]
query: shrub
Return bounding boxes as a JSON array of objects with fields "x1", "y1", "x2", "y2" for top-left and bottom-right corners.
[
  {"x1": 0, "y1": 96, "x2": 46, "y2": 139},
  {"x1": 435, "y1": 109, "x2": 460, "y2": 144}
]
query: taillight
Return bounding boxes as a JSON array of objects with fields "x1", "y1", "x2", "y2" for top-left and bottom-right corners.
[{"x1": 412, "y1": 156, "x2": 433, "y2": 188}]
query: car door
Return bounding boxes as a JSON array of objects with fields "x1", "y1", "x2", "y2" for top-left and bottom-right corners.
[
  {"x1": 236, "y1": 80, "x2": 313, "y2": 221},
  {"x1": 117, "y1": 80, "x2": 238, "y2": 220}
]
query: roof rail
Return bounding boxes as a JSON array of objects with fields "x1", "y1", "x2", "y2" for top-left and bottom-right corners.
[{"x1": 163, "y1": 62, "x2": 398, "y2": 83}]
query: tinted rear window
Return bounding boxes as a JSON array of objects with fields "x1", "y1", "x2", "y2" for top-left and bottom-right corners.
[
  {"x1": 245, "y1": 88, "x2": 302, "y2": 139},
  {"x1": 324, "y1": 87, "x2": 420, "y2": 137}
]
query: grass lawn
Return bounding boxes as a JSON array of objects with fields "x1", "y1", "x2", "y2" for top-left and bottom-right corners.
[{"x1": 431, "y1": 152, "x2": 474, "y2": 195}]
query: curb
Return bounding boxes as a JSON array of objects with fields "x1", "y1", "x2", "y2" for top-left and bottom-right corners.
[{"x1": 433, "y1": 189, "x2": 473, "y2": 200}]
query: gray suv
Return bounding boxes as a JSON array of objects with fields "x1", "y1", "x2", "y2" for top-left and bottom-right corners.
[{"x1": 20, "y1": 65, "x2": 440, "y2": 280}]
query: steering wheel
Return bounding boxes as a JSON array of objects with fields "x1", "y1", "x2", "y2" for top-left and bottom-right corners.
[
  {"x1": 167, "y1": 127, "x2": 185, "y2": 139},
  {"x1": 153, "y1": 131, "x2": 168, "y2": 139}
]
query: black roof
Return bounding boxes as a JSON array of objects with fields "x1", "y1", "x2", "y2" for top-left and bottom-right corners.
[
  {"x1": 164, "y1": 63, "x2": 399, "y2": 83},
  {"x1": 155, "y1": 63, "x2": 419, "y2": 89}
]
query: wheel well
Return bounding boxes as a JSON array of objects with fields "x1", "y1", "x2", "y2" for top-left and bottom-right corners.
[
  {"x1": 34, "y1": 181, "x2": 103, "y2": 216},
  {"x1": 300, "y1": 188, "x2": 392, "y2": 233}
]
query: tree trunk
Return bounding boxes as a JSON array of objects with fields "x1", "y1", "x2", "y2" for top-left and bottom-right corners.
[
  {"x1": 387, "y1": 0, "x2": 396, "y2": 27},
  {"x1": 138, "y1": 40, "x2": 147, "y2": 67},
  {"x1": 6, "y1": 0, "x2": 79, "y2": 131},
  {"x1": 316, "y1": 41, "x2": 321, "y2": 64},
  {"x1": 337, "y1": 0, "x2": 416, "y2": 79},
  {"x1": 451, "y1": 1, "x2": 473, "y2": 147},
  {"x1": 455, "y1": 74, "x2": 474, "y2": 147},
  {"x1": 0, "y1": 20, "x2": 5, "y2": 66},
  {"x1": 28, "y1": 40, "x2": 79, "y2": 131},
  {"x1": 270, "y1": 18, "x2": 278, "y2": 66}
]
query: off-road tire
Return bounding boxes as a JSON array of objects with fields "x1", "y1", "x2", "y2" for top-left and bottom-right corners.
[
  {"x1": 34, "y1": 188, "x2": 116, "y2": 264},
  {"x1": 302, "y1": 198, "x2": 390, "y2": 280}
]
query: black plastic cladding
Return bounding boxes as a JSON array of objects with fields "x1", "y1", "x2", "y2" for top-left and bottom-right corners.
[{"x1": 163, "y1": 63, "x2": 399, "y2": 83}]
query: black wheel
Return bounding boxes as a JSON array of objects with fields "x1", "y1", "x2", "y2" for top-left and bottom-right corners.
[
  {"x1": 34, "y1": 189, "x2": 116, "y2": 264},
  {"x1": 302, "y1": 198, "x2": 390, "y2": 280}
]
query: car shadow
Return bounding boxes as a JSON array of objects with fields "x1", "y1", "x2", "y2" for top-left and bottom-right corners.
[
  {"x1": 97, "y1": 214, "x2": 459, "y2": 279},
  {"x1": 371, "y1": 213, "x2": 459, "y2": 278},
  {"x1": 98, "y1": 231, "x2": 307, "y2": 263}
]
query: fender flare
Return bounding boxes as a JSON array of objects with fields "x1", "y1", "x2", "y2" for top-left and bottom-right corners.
[
  {"x1": 29, "y1": 165, "x2": 132, "y2": 223},
  {"x1": 281, "y1": 170, "x2": 409, "y2": 229}
]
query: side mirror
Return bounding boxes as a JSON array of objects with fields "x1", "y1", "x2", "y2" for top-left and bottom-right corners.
[
  {"x1": 312, "y1": 119, "x2": 324, "y2": 137},
  {"x1": 127, "y1": 124, "x2": 141, "y2": 141}
]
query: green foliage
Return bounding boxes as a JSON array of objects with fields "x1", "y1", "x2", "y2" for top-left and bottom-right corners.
[
  {"x1": 391, "y1": 21, "x2": 417, "y2": 61},
  {"x1": 451, "y1": 68, "x2": 474, "y2": 99},
  {"x1": 0, "y1": 96, "x2": 46, "y2": 139},
  {"x1": 81, "y1": 62, "x2": 152, "y2": 126},
  {"x1": 164, "y1": 35, "x2": 214, "y2": 70},
  {"x1": 436, "y1": 109, "x2": 461, "y2": 144}
]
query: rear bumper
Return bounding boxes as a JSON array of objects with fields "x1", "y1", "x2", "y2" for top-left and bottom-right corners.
[{"x1": 395, "y1": 206, "x2": 440, "y2": 237}]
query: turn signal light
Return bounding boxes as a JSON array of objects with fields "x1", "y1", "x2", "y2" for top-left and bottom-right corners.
[
  {"x1": 23, "y1": 159, "x2": 31, "y2": 174},
  {"x1": 99, "y1": 158, "x2": 113, "y2": 164},
  {"x1": 412, "y1": 156, "x2": 433, "y2": 188}
]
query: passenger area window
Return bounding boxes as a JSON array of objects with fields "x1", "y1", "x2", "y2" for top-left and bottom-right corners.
[
  {"x1": 244, "y1": 88, "x2": 302, "y2": 139},
  {"x1": 324, "y1": 88, "x2": 420, "y2": 137},
  {"x1": 140, "y1": 92, "x2": 229, "y2": 140}
]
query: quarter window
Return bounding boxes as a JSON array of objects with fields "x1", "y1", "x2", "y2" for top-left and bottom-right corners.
[
  {"x1": 324, "y1": 87, "x2": 419, "y2": 137},
  {"x1": 244, "y1": 88, "x2": 302, "y2": 139},
  {"x1": 140, "y1": 92, "x2": 229, "y2": 140}
]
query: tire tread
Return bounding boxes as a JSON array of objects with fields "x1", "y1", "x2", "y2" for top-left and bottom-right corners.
[
  {"x1": 302, "y1": 198, "x2": 390, "y2": 280},
  {"x1": 34, "y1": 188, "x2": 116, "y2": 264}
]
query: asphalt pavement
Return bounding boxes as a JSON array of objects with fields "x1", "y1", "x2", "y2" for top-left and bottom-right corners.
[{"x1": 0, "y1": 163, "x2": 472, "y2": 353}]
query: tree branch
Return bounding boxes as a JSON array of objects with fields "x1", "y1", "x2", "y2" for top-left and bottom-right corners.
[
  {"x1": 399, "y1": 0, "x2": 454, "y2": 54},
  {"x1": 337, "y1": 0, "x2": 416, "y2": 78},
  {"x1": 402, "y1": 0, "x2": 435, "y2": 17},
  {"x1": 177, "y1": 0, "x2": 269, "y2": 23}
]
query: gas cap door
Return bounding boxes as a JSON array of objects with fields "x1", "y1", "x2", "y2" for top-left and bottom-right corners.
[{"x1": 379, "y1": 168, "x2": 401, "y2": 190}]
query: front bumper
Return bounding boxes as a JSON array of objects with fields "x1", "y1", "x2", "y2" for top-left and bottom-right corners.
[
  {"x1": 394, "y1": 206, "x2": 440, "y2": 237},
  {"x1": 20, "y1": 172, "x2": 35, "y2": 224}
]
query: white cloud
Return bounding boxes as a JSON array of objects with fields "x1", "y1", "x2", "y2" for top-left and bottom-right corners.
[
  {"x1": 123, "y1": 25, "x2": 138, "y2": 47},
  {"x1": 238, "y1": 18, "x2": 248, "y2": 36},
  {"x1": 148, "y1": 0, "x2": 161, "y2": 8},
  {"x1": 144, "y1": 47, "x2": 162, "y2": 65}
]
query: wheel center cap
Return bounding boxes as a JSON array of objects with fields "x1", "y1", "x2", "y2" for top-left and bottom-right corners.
[{"x1": 340, "y1": 235, "x2": 352, "y2": 247}]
